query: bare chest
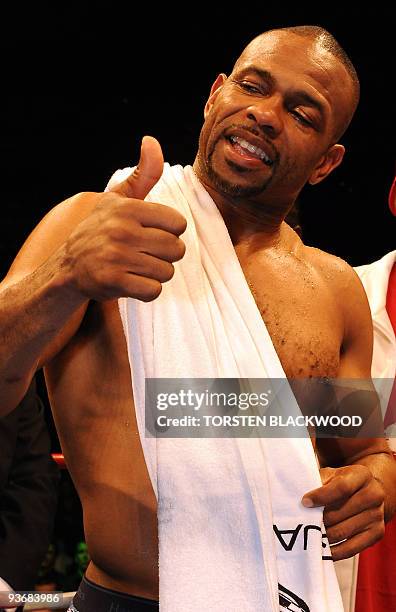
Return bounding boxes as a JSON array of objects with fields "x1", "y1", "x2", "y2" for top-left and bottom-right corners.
[{"x1": 243, "y1": 259, "x2": 343, "y2": 379}]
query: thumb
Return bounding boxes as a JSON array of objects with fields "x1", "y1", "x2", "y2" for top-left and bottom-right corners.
[
  {"x1": 111, "y1": 135, "x2": 164, "y2": 199},
  {"x1": 301, "y1": 467, "x2": 337, "y2": 507}
]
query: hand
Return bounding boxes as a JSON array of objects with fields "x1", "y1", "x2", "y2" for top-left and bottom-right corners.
[
  {"x1": 302, "y1": 465, "x2": 385, "y2": 560},
  {"x1": 63, "y1": 135, "x2": 187, "y2": 301}
]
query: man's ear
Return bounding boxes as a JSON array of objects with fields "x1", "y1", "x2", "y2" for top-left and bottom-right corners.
[
  {"x1": 204, "y1": 73, "x2": 227, "y2": 118},
  {"x1": 308, "y1": 144, "x2": 345, "y2": 185}
]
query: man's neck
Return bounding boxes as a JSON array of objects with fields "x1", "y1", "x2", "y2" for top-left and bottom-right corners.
[{"x1": 192, "y1": 163, "x2": 292, "y2": 248}]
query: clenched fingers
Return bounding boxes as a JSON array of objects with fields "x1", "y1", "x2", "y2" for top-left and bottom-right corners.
[
  {"x1": 123, "y1": 252, "x2": 176, "y2": 283},
  {"x1": 133, "y1": 200, "x2": 187, "y2": 236},
  {"x1": 323, "y1": 479, "x2": 384, "y2": 527},
  {"x1": 302, "y1": 465, "x2": 373, "y2": 508},
  {"x1": 329, "y1": 520, "x2": 385, "y2": 561},
  {"x1": 106, "y1": 196, "x2": 187, "y2": 237},
  {"x1": 326, "y1": 504, "x2": 384, "y2": 544}
]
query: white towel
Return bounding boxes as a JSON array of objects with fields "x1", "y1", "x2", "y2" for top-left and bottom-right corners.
[{"x1": 111, "y1": 164, "x2": 343, "y2": 611}]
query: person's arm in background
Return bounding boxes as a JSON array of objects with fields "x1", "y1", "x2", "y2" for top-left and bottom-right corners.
[{"x1": 0, "y1": 378, "x2": 59, "y2": 591}]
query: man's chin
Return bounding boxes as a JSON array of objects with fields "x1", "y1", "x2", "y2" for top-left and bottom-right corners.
[{"x1": 207, "y1": 164, "x2": 272, "y2": 199}]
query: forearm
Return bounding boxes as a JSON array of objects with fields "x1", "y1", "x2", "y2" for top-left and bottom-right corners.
[
  {"x1": 350, "y1": 449, "x2": 396, "y2": 522},
  {"x1": 0, "y1": 249, "x2": 86, "y2": 414}
]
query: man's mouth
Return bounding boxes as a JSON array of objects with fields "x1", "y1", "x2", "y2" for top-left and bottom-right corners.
[{"x1": 227, "y1": 135, "x2": 274, "y2": 167}]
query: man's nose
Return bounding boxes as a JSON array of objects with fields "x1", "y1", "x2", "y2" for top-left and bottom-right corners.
[{"x1": 245, "y1": 96, "x2": 283, "y2": 139}]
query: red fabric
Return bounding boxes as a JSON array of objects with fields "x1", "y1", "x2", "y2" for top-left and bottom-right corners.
[
  {"x1": 355, "y1": 264, "x2": 396, "y2": 611},
  {"x1": 388, "y1": 176, "x2": 396, "y2": 216},
  {"x1": 386, "y1": 263, "x2": 396, "y2": 336},
  {"x1": 384, "y1": 264, "x2": 396, "y2": 429},
  {"x1": 355, "y1": 514, "x2": 396, "y2": 611}
]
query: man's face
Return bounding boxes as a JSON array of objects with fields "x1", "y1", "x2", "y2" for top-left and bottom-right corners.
[{"x1": 196, "y1": 31, "x2": 354, "y2": 205}]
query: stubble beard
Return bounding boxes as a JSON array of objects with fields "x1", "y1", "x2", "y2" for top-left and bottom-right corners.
[{"x1": 203, "y1": 146, "x2": 275, "y2": 200}]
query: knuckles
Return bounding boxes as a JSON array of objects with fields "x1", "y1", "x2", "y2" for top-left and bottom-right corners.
[
  {"x1": 360, "y1": 478, "x2": 385, "y2": 508},
  {"x1": 365, "y1": 523, "x2": 386, "y2": 550},
  {"x1": 329, "y1": 475, "x2": 352, "y2": 500},
  {"x1": 370, "y1": 504, "x2": 385, "y2": 523},
  {"x1": 370, "y1": 485, "x2": 385, "y2": 507},
  {"x1": 101, "y1": 227, "x2": 130, "y2": 248},
  {"x1": 341, "y1": 464, "x2": 371, "y2": 485},
  {"x1": 329, "y1": 465, "x2": 378, "y2": 501},
  {"x1": 350, "y1": 464, "x2": 372, "y2": 480}
]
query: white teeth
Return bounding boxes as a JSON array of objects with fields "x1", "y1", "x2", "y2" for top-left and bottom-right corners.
[{"x1": 230, "y1": 135, "x2": 272, "y2": 164}]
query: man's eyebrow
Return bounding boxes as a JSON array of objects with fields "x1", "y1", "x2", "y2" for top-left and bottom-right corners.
[
  {"x1": 235, "y1": 67, "x2": 276, "y2": 88},
  {"x1": 235, "y1": 66, "x2": 326, "y2": 118}
]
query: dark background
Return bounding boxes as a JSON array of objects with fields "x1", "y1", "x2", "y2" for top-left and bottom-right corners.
[
  {"x1": 1, "y1": 6, "x2": 395, "y2": 277},
  {"x1": 0, "y1": 5, "x2": 394, "y2": 589}
]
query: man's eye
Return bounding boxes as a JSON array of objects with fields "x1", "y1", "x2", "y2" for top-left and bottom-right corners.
[
  {"x1": 239, "y1": 81, "x2": 262, "y2": 94},
  {"x1": 291, "y1": 110, "x2": 312, "y2": 127}
]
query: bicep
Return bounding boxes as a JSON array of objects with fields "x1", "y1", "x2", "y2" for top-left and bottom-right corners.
[
  {"x1": 317, "y1": 266, "x2": 390, "y2": 466},
  {"x1": 338, "y1": 267, "x2": 374, "y2": 379}
]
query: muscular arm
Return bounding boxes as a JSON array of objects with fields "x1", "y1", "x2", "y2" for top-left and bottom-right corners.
[
  {"x1": 0, "y1": 194, "x2": 97, "y2": 414},
  {"x1": 0, "y1": 136, "x2": 186, "y2": 416},
  {"x1": 309, "y1": 262, "x2": 396, "y2": 558}
]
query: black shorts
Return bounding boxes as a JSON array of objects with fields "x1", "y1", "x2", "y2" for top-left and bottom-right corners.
[{"x1": 68, "y1": 575, "x2": 159, "y2": 611}]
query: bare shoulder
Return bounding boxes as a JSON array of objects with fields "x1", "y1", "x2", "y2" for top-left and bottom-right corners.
[
  {"x1": 305, "y1": 245, "x2": 370, "y2": 302},
  {"x1": 285, "y1": 224, "x2": 366, "y2": 300},
  {"x1": 303, "y1": 244, "x2": 352, "y2": 279},
  {"x1": 2, "y1": 191, "x2": 101, "y2": 286}
]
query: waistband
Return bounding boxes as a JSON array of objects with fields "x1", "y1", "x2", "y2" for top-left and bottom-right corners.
[{"x1": 69, "y1": 575, "x2": 159, "y2": 611}]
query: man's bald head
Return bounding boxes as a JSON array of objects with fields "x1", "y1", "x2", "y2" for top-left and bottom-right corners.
[{"x1": 233, "y1": 25, "x2": 360, "y2": 142}]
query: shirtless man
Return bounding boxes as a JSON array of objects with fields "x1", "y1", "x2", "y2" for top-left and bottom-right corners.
[{"x1": 1, "y1": 25, "x2": 395, "y2": 610}]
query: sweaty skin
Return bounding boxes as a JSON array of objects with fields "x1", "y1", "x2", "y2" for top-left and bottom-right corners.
[{"x1": 1, "y1": 30, "x2": 395, "y2": 598}]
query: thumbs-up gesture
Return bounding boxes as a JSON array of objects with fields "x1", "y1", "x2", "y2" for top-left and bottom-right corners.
[{"x1": 64, "y1": 136, "x2": 187, "y2": 302}]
